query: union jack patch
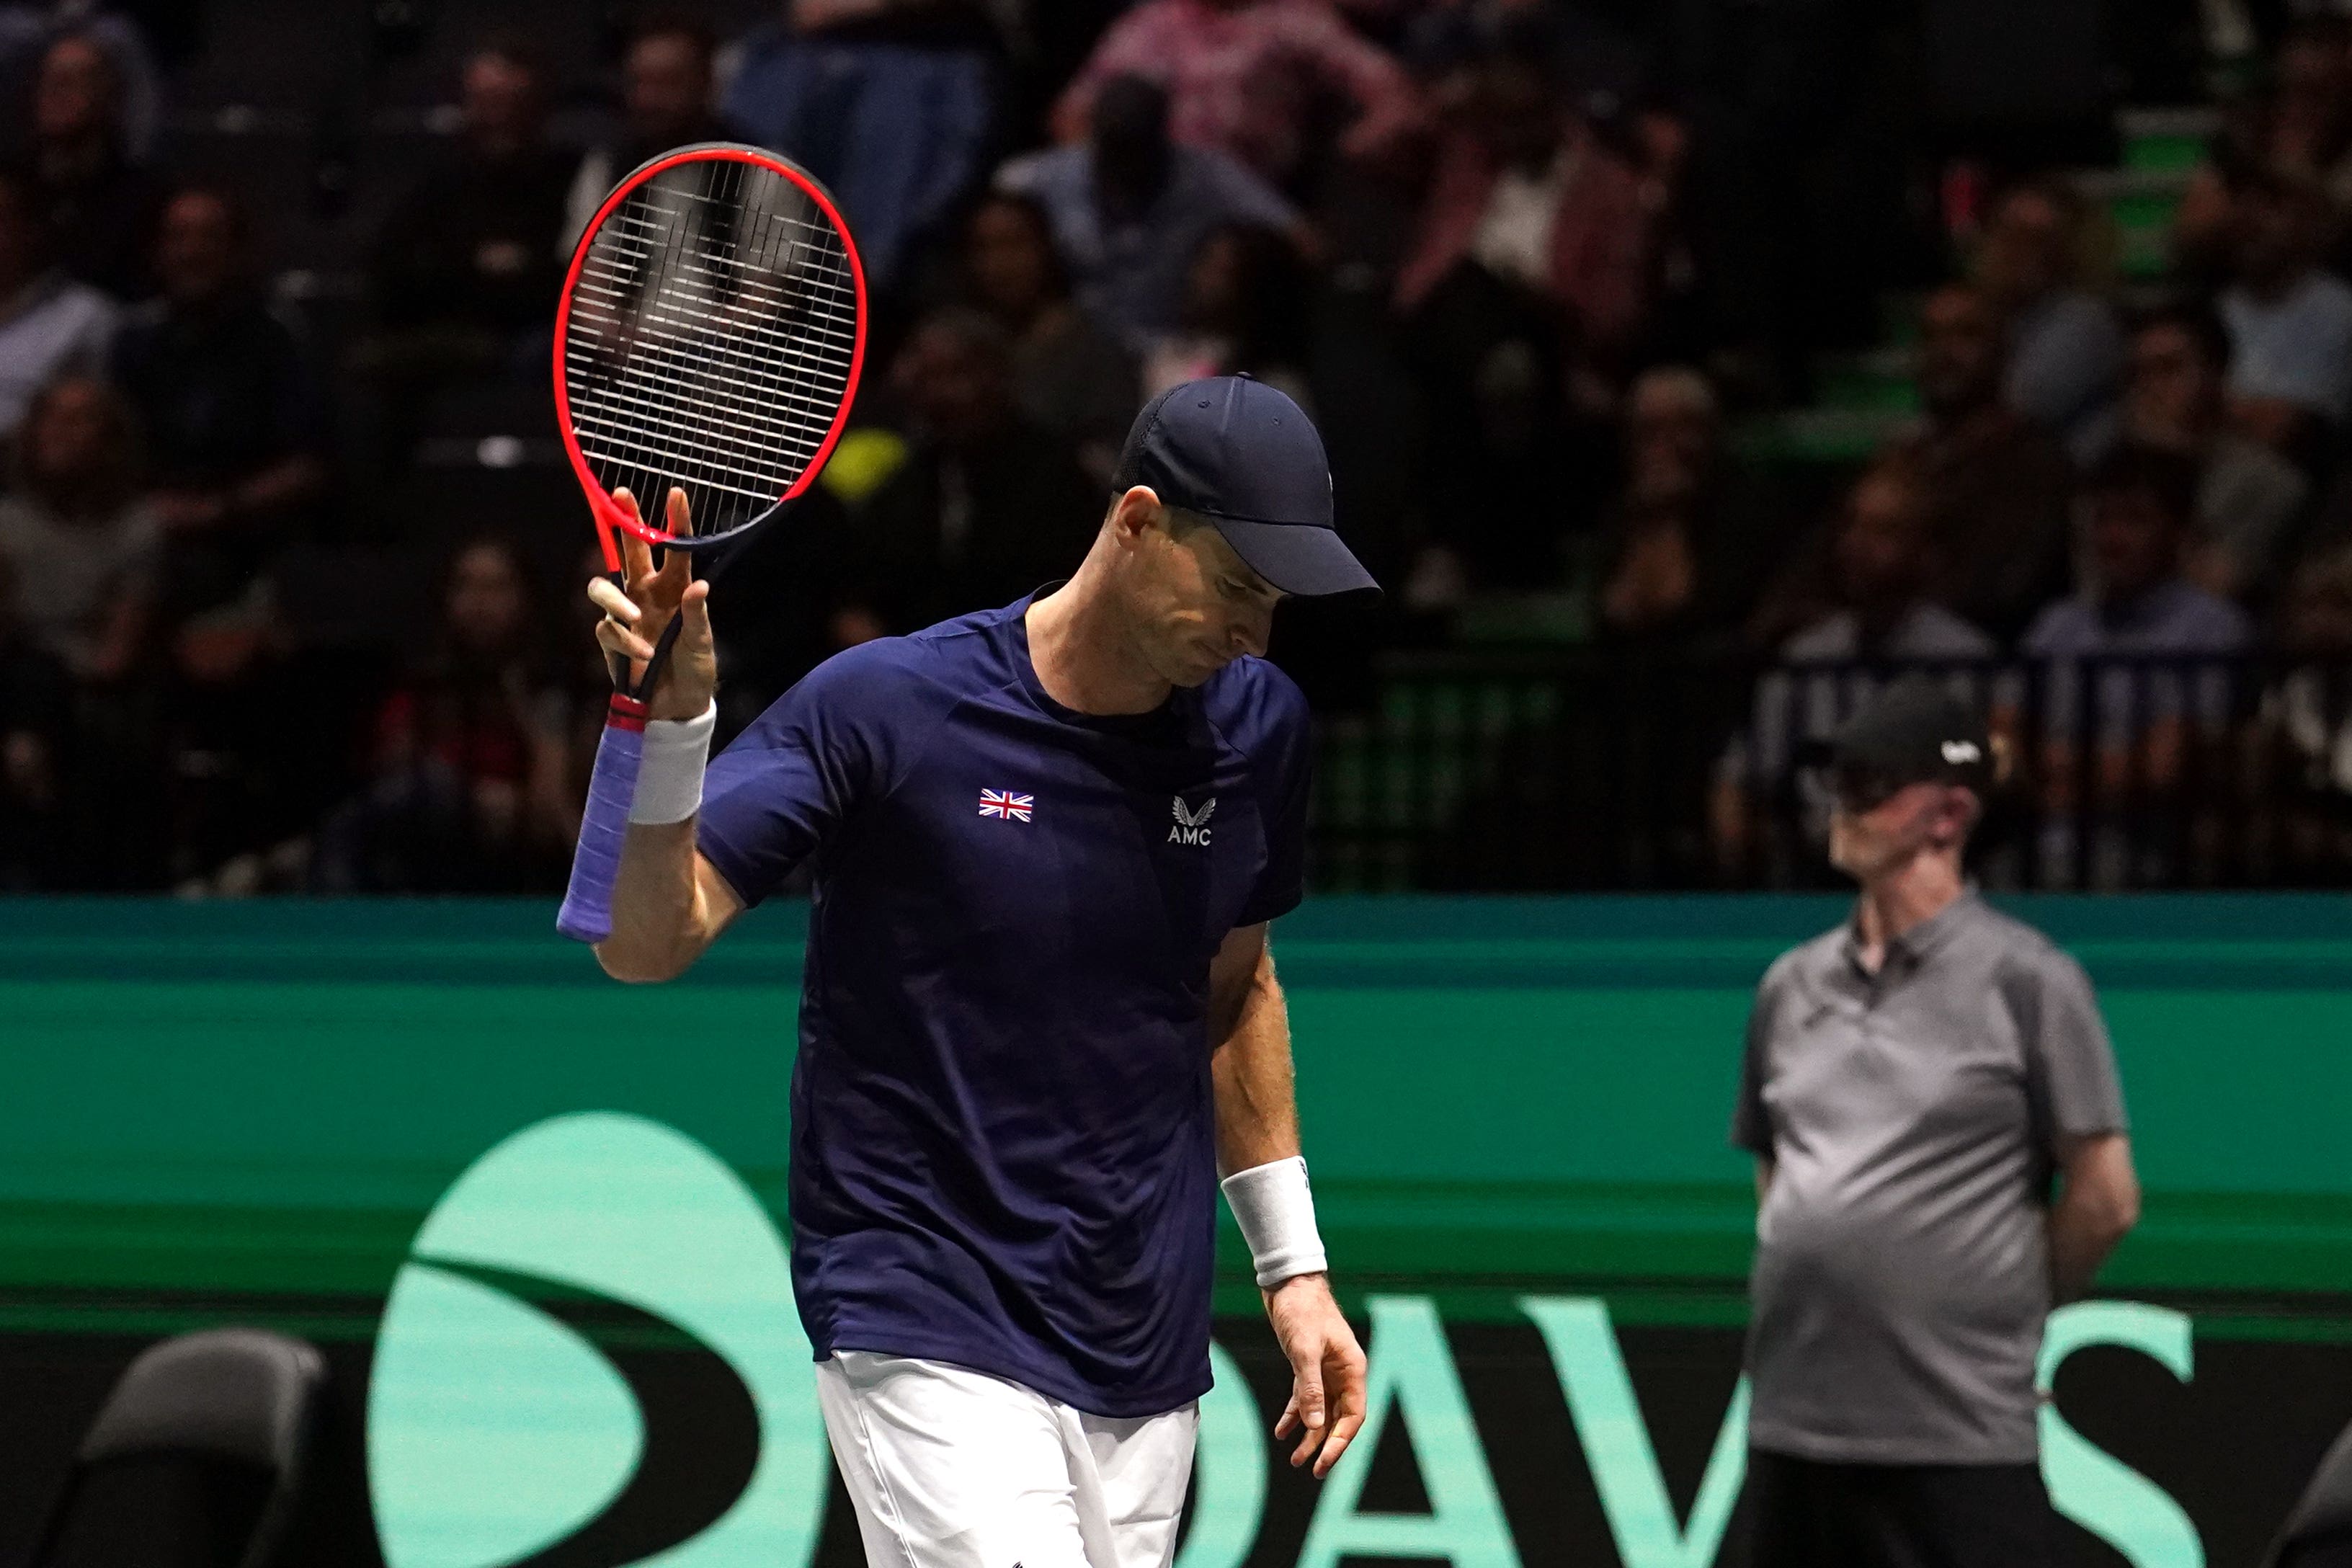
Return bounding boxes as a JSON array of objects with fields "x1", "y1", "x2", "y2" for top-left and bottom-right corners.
[{"x1": 977, "y1": 789, "x2": 1034, "y2": 822}]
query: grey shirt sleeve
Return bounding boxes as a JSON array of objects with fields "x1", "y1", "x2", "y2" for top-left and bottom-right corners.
[
  {"x1": 2014, "y1": 946, "x2": 2129, "y2": 1154},
  {"x1": 1732, "y1": 968, "x2": 1780, "y2": 1155}
]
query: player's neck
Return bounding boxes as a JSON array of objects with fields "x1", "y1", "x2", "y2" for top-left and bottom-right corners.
[{"x1": 1025, "y1": 567, "x2": 1172, "y2": 717}]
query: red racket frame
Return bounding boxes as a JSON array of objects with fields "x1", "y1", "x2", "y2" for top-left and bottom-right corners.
[{"x1": 551, "y1": 143, "x2": 869, "y2": 572}]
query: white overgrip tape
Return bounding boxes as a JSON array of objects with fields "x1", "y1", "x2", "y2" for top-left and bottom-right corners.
[
  {"x1": 628, "y1": 699, "x2": 716, "y2": 824},
  {"x1": 1220, "y1": 1154, "x2": 1328, "y2": 1289}
]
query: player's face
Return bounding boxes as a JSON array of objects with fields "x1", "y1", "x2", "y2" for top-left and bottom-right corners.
[{"x1": 1126, "y1": 508, "x2": 1283, "y2": 687}]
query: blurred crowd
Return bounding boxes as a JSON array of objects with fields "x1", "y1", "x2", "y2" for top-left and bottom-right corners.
[{"x1": 4, "y1": 0, "x2": 2352, "y2": 892}]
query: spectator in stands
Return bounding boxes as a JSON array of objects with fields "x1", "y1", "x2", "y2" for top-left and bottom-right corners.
[
  {"x1": 998, "y1": 73, "x2": 1301, "y2": 348},
  {"x1": 0, "y1": 374, "x2": 153, "y2": 679},
  {"x1": 373, "y1": 39, "x2": 574, "y2": 348},
  {"x1": 829, "y1": 308, "x2": 1101, "y2": 634},
  {"x1": 2020, "y1": 445, "x2": 2251, "y2": 883},
  {"x1": 1976, "y1": 177, "x2": 2122, "y2": 467},
  {"x1": 2218, "y1": 161, "x2": 2352, "y2": 463},
  {"x1": 561, "y1": 15, "x2": 738, "y2": 249},
  {"x1": 2175, "y1": 19, "x2": 2352, "y2": 275},
  {"x1": 0, "y1": 2, "x2": 161, "y2": 161},
  {"x1": 1900, "y1": 283, "x2": 2075, "y2": 641},
  {"x1": 0, "y1": 547, "x2": 68, "y2": 888},
  {"x1": 1144, "y1": 222, "x2": 1312, "y2": 406},
  {"x1": 28, "y1": 29, "x2": 160, "y2": 298},
  {"x1": 1713, "y1": 455, "x2": 1995, "y2": 881},
  {"x1": 2257, "y1": 544, "x2": 2352, "y2": 879},
  {"x1": 1594, "y1": 367, "x2": 1773, "y2": 645},
  {"x1": 2024, "y1": 444, "x2": 2252, "y2": 663},
  {"x1": 2278, "y1": 546, "x2": 2352, "y2": 664},
  {"x1": 0, "y1": 163, "x2": 110, "y2": 446},
  {"x1": 1775, "y1": 455, "x2": 1995, "y2": 667},
  {"x1": 1054, "y1": 0, "x2": 1421, "y2": 192},
  {"x1": 314, "y1": 537, "x2": 572, "y2": 893},
  {"x1": 1396, "y1": 43, "x2": 1655, "y2": 589},
  {"x1": 2260, "y1": 19, "x2": 2352, "y2": 211},
  {"x1": 722, "y1": 0, "x2": 997, "y2": 291},
  {"x1": 1393, "y1": 43, "x2": 1654, "y2": 378},
  {"x1": 111, "y1": 184, "x2": 326, "y2": 617},
  {"x1": 2122, "y1": 306, "x2": 2306, "y2": 602},
  {"x1": 962, "y1": 190, "x2": 1138, "y2": 486}
]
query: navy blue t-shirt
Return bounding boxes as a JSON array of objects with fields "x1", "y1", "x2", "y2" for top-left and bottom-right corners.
[{"x1": 696, "y1": 596, "x2": 1311, "y2": 1416}]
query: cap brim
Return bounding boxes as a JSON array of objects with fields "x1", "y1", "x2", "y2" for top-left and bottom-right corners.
[{"x1": 1210, "y1": 517, "x2": 1381, "y2": 599}]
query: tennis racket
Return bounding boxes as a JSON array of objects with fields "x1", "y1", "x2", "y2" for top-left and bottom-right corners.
[{"x1": 553, "y1": 142, "x2": 866, "y2": 944}]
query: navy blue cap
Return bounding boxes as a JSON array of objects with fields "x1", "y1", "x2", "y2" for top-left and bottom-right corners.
[{"x1": 1113, "y1": 375, "x2": 1380, "y2": 597}]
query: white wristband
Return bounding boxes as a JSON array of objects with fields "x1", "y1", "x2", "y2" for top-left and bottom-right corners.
[
  {"x1": 1220, "y1": 1155, "x2": 1328, "y2": 1289},
  {"x1": 628, "y1": 700, "x2": 716, "y2": 824}
]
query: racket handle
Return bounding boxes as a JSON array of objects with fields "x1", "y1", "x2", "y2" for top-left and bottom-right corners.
[{"x1": 557, "y1": 695, "x2": 651, "y2": 945}]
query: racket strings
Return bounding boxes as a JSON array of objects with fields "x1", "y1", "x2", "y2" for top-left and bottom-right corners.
[
  {"x1": 569, "y1": 272, "x2": 847, "y2": 453},
  {"x1": 587, "y1": 208, "x2": 859, "y2": 358},
  {"x1": 573, "y1": 199, "x2": 829, "y2": 504},
  {"x1": 562, "y1": 154, "x2": 860, "y2": 536}
]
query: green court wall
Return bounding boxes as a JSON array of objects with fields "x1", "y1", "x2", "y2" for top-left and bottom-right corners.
[{"x1": 2, "y1": 895, "x2": 2347, "y2": 1335}]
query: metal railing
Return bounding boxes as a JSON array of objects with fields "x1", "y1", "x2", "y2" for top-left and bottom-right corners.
[
  {"x1": 1309, "y1": 649, "x2": 2352, "y2": 893},
  {"x1": 87, "y1": 650, "x2": 2352, "y2": 896}
]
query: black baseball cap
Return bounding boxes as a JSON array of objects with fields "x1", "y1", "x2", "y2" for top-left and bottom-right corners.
[
  {"x1": 1113, "y1": 375, "x2": 1381, "y2": 598},
  {"x1": 1802, "y1": 676, "x2": 1993, "y2": 801}
]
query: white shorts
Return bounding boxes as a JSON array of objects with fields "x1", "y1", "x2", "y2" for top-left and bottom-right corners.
[{"x1": 815, "y1": 1350, "x2": 1199, "y2": 1568}]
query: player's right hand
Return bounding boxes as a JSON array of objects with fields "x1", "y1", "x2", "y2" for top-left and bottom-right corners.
[{"x1": 587, "y1": 486, "x2": 716, "y2": 721}]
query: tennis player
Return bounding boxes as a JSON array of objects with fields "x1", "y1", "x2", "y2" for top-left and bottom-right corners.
[{"x1": 587, "y1": 375, "x2": 1376, "y2": 1568}]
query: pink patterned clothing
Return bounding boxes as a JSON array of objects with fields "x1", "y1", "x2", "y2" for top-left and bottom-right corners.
[
  {"x1": 1394, "y1": 125, "x2": 1655, "y2": 362},
  {"x1": 1056, "y1": 0, "x2": 1420, "y2": 184}
]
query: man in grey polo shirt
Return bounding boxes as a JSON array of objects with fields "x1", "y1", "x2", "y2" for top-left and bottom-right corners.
[{"x1": 1732, "y1": 677, "x2": 2142, "y2": 1567}]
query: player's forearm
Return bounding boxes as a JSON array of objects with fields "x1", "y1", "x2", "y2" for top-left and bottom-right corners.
[
  {"x1": 595, "y1": 821, "x2": 714, "y2": 981},
  {"x1": 1211, "y1": 958, "x2": 1301, "y2": 1176}
]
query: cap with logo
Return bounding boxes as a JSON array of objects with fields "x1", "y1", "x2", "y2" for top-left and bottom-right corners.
[
  {"x1": 1113, "y1": 375, "x2": 1380, "y2": 598},
  {"x1": 1802, "y1": 675, "x2": 1993, "y2": 798}
]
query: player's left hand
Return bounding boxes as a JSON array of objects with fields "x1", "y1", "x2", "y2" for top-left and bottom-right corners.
[{"x1": 1265, "y1": 1273, "x2": 1366, "y2": 1478}]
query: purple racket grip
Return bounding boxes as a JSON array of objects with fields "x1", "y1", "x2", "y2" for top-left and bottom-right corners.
[{"x1": 557, "y1": 695, "x2": 652, "y2": 943}]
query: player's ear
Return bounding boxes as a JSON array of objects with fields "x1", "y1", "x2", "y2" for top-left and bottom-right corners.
[{"x1": 1107, "y1": 485, "x2": 1163, "y2": 545}]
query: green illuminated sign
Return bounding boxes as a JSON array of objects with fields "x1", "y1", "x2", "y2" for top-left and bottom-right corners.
[
  {"x1": 2039, "y1": 1302, "x2": 2202, "y2": 1568},
  {"x1": 369, "y1": 1113, "x2": 829, "y2": 1568},
  {"x1": 370, "y1": 1115, "x2": 2210, "y2": 1568}
]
